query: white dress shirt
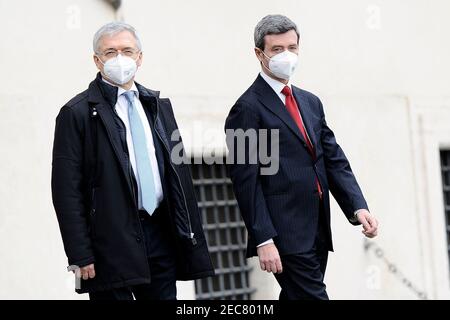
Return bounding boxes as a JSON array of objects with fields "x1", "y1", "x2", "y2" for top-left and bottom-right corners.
[
  {"x1": 256, "y1": 71, "x2": 365, "y2": 248},
  {"x1": 259, "y1": 71, "x2": 291, "y2": 104},
  {"x1": 260, "y1": 71, "x2": 314, "y2": 146},
  {"x1": 102, "y1": 78, "x2": 164, "y2": 211}
]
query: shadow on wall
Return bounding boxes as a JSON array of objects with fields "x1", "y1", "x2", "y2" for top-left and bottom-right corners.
[{"x1": 104, "y1": 0, "x2": 122, "y2": 11}]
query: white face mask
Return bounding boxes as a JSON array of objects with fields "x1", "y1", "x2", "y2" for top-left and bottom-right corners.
[
  {"x1": 98, "y1": 54, "x2": 138, "y2": 85},
  {"x1": 261, "y1": 50, "x2": 298, "y2": 80}
]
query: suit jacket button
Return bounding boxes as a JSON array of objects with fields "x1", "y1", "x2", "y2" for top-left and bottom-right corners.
[{"x1": 136, "y1": 237, "x2": 142, "y2": 243}]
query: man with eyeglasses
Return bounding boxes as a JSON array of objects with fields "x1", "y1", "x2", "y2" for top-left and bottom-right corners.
[{"x1": 51, "y1": 22, "x2": 214, "y2": 300}]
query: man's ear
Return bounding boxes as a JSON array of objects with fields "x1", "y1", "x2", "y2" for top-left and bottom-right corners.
[
  {"x1": 93, "y1": 55, "x2": 103, "y2": 71},
  {"x1": 254, "y1": 48, "x2": 263, "y2": 63},
  {"x1": 136, "y1": 52, "x2": 143, "y2": 68}
]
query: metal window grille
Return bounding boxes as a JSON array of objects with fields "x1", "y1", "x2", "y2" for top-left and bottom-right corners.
[
  {"x1": 191, "y1": 160, "x2": 255, "y2": 300},
  {"x1": 441, "y1": 150, "x2": 450, "y2": 269}
]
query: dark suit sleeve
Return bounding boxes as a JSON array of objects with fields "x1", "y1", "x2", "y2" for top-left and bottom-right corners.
[
  {"x1": 51, "y1": 106, "x2": 95, "y2": 268},
  {"x1": 225, "y1": 101, "x2": 278, "y2": 245},
  {"x1": 317, "y1": 98, "x2": 369, "y2": 224}
]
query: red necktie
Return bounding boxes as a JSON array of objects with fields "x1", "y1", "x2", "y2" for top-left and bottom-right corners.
[{"x1": 281, "y1": 86, "x2": 323, "y2": 199}]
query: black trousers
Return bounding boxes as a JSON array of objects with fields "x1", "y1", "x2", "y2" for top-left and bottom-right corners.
[
  {"x1": 274, "y1": 200, "x2": 330, "y2": 300},
  {"x1": 89, "y1": 204, "x2": 177, "y2": 300}
]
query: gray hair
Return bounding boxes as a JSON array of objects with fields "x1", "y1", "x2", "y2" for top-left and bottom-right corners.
[
  {"x1": 93, "y1": 22, "x2": 142, "y2": 54},
  {"x1": 254, "y1": 15, "x2": 300, "y2": 50}
]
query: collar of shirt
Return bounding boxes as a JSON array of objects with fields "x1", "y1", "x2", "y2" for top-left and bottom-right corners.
[
  {"x1": 259, "y1": 71, "x2": 292, "y2": 103},
  {"x1": 101, "y1": 77, "x2": 139, "y2": 100}
]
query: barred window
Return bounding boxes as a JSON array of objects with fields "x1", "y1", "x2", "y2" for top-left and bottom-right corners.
[
  {"x1": 191, "y1": 160, "x2": 255, "y2": 300},
  {"x1": 441, "y1": 150, "x2": 450, "y2": 270}
]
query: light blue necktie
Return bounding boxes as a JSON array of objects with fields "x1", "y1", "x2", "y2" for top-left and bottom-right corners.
[{"x1": 123, "y1": 91, "x2": 157, "y2": 215}]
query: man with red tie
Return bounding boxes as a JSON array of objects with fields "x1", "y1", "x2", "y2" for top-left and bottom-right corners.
[{"x1": 225, "y1": 15, "x2": 379, "y2": 299}]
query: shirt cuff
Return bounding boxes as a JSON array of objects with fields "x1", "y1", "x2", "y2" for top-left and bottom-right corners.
[
  {"x1": 350, "y1": 209, "x2": 367, "y2": 223},
  {"x1": 257, "y1": 239, "x2": 274, "y2": 247}
]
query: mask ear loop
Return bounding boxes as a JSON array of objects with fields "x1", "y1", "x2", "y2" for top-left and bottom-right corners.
[
  {"x1": 257, "y1": 49, "x2": 276, "y2": 77},
  {"x1": 95, "y1": 54, "x2": 106, "y2": 66},
  {"x1": 95, "y1": 55, "x2": 114, "y2": 84}
]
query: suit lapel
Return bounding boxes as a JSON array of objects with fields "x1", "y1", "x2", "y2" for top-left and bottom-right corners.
[
  {"x1": 292, "y1": 86, "x2": 318, "y2": 150},
  {"x1": 253, "y1": 75, "x2": 309, "y2": 148}
]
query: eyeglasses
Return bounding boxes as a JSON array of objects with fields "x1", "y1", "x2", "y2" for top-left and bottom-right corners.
[{"x1": 99, "y1": 48, "x2": 141, "y2": 59}]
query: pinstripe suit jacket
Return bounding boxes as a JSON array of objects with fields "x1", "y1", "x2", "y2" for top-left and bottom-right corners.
[{"x1": 225, "y1": 74, "x2": 368, "y2": 257}]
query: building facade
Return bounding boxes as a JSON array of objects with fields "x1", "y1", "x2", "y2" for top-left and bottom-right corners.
[{"x1": 0, "y1": 0, "x2": 449, "y2": 299}]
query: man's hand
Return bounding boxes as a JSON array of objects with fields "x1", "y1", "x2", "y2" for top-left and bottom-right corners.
[
  {"x1": 256, "y1": 243, "x2": 283, "y2": 274},
  {"x1": 74, "y1": 264, "x2": 96, "y2": 280},
  {"x1": 356, "y1": 210, "x2": 379, "y2": 238}
]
